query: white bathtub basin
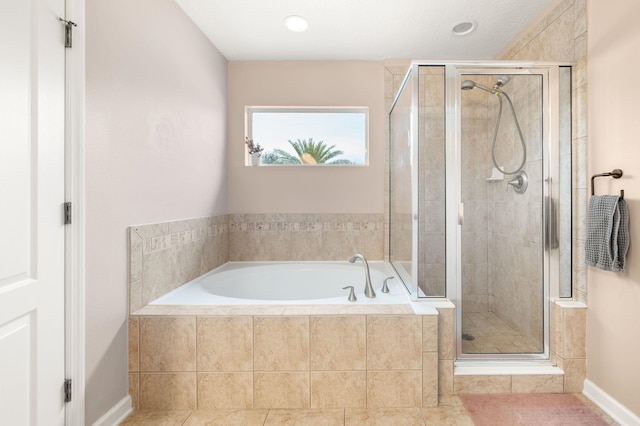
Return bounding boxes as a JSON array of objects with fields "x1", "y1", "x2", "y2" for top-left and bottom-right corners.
[{"x1": 150, "y1": 261, "x2": 408, "y2": 305}]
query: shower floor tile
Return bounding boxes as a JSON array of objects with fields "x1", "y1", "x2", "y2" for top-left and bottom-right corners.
[{"x1": 462, "y1": 311, "x2": 542, "y2": 354}]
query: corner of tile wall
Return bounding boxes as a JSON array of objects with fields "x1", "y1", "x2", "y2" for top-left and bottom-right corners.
[
  {"x1": 128, "y1": 215, "x2": 229, "y2": 314},
  {"x1": 552, "y1": 300, "x2": 587, "y2": 393},
  {"x1": 436, "y1": 306, "x2": 455, "y2": 398}
]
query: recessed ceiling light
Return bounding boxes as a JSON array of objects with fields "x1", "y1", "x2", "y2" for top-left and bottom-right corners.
[
  {"x1": 452, "y1": 21, "x2": 477, "y2": 36},
  {"x1": 284, "y1": 15, "x2": 309, "y2": 32}
]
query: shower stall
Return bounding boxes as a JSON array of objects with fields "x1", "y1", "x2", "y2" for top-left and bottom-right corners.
[{"x1": 389, "y1": 62, "x2": 572, "y2": 361}]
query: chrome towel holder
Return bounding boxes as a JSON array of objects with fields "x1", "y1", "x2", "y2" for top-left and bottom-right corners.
[{"x1": 591, "y1": 169, "x2": 624, "y2": 198}]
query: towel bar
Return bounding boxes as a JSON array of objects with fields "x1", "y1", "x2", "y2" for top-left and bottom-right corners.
[{"x1": 591, "y1": 169, "x2": 624, "y2": 198}]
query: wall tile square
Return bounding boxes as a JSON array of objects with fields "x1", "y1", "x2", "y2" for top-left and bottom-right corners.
[
  {"x1": 453, "y1": 375, "x2": 511, "y2": 394},
  {"x1": 129, "y1": 373, "x2": 139, "y2": 410},
  {"x1": 139, "y1": 317, "x2": 196, "y2": 372},
  {"x1": 197, "y1": 316, "x2": 253, "y2": 372},
  {"x1": 254, "y1": 316, "x2": 309, "y2": 371},
  {"x1": 437, "y1": 308, "x2": 454, "y2": 360},
  {"x1": 128, "y1": 317, "x2": 139, "y2": 372},
  {"x1": 197, "y1": 372, "x2": 253, "y2": 409},
  {"x1": 346, "y1": 408, "x2": 425, "y2": 425},
  {"x1": 254, "y1": 372, "x2": 310, "y2": 409},
  {"x1": 229, "y1": 230, "x2": 260, "y2": 261},
  {"x1": 264, "y1": 409, "x2": 344, "y2": 425},
  {"x1": 176, "y1": 240, "x2": 205, "y2": 286},
  {"x1": 130, "y1": 229, "x2": 143, "y2": 282},
  {"x1": 310, "y1": 371, "x2": 366, "y2": 408},
  {"x1": 139, "y1": 372, "x2": 196, "y2": 410},
  {"x1": 367, "y1": 315, "x2": 422, "y2": 370},
  {"x1": 563, "y1": 307, "x2": 586, "y2": 358},
  {"x1": 353, "y1": 231, "x2": 384, "y2": 260},
  {"x1": 322, "y1": 231, "x2": 354, "y2": 260},
  {"x1": 511, "y1": 374, "x2": 564, "y2": 393},
  {"x1": 134, "y1": 222, "x2": 169, "y2": 239},
  {"x1": 552, "y1": 302, "x2": 563, "y2": 358},
  {"x1": 309, "y1": 316, "x2": 366, "y2": 371},
  {"x1": 129, "y1": 280, "x2": 143, "y2": 314},
  {"x1": 422, "y1": 352, "x2": 438, "y2": 407},
  {"x1": 562, "y1": 358, "x2": 586, "y2": 393},
  {"x1": 438, "y1": 360, "x2": 454, "y2": 396},
  {"x1": 290, "y1": 231, "x2": 323, "y2": 261},
  {"x1": 141, "y1": 248, "x2": 179, "y2": 306},
  {"x1": 259, "y1": 231, "x2": 292, "y2": 261},
  {"x1": 183, "y1": 410, "x2": 268, "y2": 425},
  {"x1": 367, "y1": 371, "x2": 422, "y2": 408}
]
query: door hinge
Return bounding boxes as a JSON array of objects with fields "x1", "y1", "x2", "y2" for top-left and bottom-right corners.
[
  {"x1": 64, "y1": 379, "x2": 72, "y2": 403},
  {"x1": 64, "y1": 202, "x2": 72, "y2": 225},
  {"x1": 58, "y1": 18, "x2": 77, "y2": 48}
]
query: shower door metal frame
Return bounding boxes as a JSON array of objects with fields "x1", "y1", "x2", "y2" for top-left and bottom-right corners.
[{"x1": 444, "y1": 62, "x2": 564, "y2": 362}]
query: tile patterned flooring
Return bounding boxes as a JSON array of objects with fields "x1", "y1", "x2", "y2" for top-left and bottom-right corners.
[
  {"x1": 461, "y1": 311, "x2": 542, "y2": 354},
  {"x1": 121, "y1": 395, "x2": 618, "y2": 425}
]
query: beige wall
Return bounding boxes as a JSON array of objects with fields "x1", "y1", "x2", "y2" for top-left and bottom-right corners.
[
  {"x1": 587, "y1": 0, "x2": 640, "y2": 417},
  {"x1": 227, "y1": 61, "x2": 385, "y2": 214},
  {"x1": 85, "y1": 0, "x2": 227, "y2": 422}
]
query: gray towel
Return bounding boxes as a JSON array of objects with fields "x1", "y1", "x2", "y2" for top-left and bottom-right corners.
[{"x1": 585, "y1": 195, "x2": 629, "y2": 272}]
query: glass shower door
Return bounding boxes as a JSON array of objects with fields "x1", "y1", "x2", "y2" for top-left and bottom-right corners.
[{"x1": 459, "y1": 72, "x2": 545, "y2": 357}]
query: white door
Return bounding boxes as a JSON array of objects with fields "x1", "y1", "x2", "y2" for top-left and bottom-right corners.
[{"x1": 0, "y1": 0, "x2": 67, "y2": 424}]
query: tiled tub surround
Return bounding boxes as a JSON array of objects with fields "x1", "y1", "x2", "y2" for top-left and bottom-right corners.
[
  {"x1": 129, "y1": 216, "x2": 229, "y2": 313},
  {"x1": 129, "y1": 214, "x2": 438, "y2": 411},
  {"x1": 128, "y1": 214, "x2": 586, "y2": 413},
  {"x1": 229, "y1": 213, "x2": 385, "y2": 262},
  {"x1": 128, "y1": 311, "x2": 439, "y2": 411},
  {"x1": 129, "y1": 213, "x2": 384, "y2": 313}
]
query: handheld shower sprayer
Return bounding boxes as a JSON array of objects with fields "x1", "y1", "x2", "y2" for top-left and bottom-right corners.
[
  {"x1": 461, "y1": 80, "x2": 500, "y2": 95},
  {"x1": 460, "y1": 75, "x2": 526, "y2": 176}
]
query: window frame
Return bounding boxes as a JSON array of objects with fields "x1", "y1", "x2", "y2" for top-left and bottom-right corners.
[{"x1": 245, "y1": 106, "x2": 370, "y2": 167}]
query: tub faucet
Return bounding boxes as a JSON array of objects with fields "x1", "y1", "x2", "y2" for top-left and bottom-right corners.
[{"x1": 348, "y1": 254, "x2": 376, "y2": 298}]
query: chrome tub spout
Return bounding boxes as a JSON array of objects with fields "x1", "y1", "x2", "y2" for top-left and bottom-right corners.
[{"x1": 348, "y1": 254, "x2": 376, "y2": 298}]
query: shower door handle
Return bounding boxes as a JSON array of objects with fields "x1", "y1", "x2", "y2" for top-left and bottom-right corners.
[{"x1": 458, "y1": 203, "x2": 464, "y2": 226}]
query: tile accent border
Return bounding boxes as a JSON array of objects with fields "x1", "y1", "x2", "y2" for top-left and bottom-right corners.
[{"x1": 229, "y1": 213, "x2": 384, "y2": 262}]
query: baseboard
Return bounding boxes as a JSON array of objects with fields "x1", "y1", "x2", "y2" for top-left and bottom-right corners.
[
  {"x1": 91, "y1": 395, "x2": 132, "y2": 426},
  {"x1": 583, "y1": 379, "x2": 640, "y2": 426}
]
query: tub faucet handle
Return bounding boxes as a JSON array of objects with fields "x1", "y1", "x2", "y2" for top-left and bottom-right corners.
[
  {"x1": 382, "y1": 276, "x2": 394, "y2": 293},
  {"x1": 342, "y1": 286, "x2": 357, "y2": 302}
]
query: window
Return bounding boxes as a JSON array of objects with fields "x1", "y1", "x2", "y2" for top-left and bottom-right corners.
[{"x1": 246, "y1": 107, "x2": 368, "y2": 166}]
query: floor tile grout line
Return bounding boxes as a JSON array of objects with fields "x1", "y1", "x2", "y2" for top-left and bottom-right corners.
[{"x1": 180, "y1": 410, "x2": 193, "y2": 426}]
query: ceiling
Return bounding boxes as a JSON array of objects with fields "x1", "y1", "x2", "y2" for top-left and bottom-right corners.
[{"x1": 174, "y1": 0, "x2": 556, "y2": 61}]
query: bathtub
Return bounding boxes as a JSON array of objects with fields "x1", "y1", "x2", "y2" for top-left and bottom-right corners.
[{"x1": 150, "y1": 261, "x2": 410, "y2": 306}]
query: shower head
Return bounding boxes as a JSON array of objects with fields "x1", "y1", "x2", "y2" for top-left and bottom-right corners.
[
  {"x1": 461, "y1": 80, "x2": 476, "y2": 90},
  {"x1": 461, "y1": 80, "x2": 499, "y2": 94}
]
